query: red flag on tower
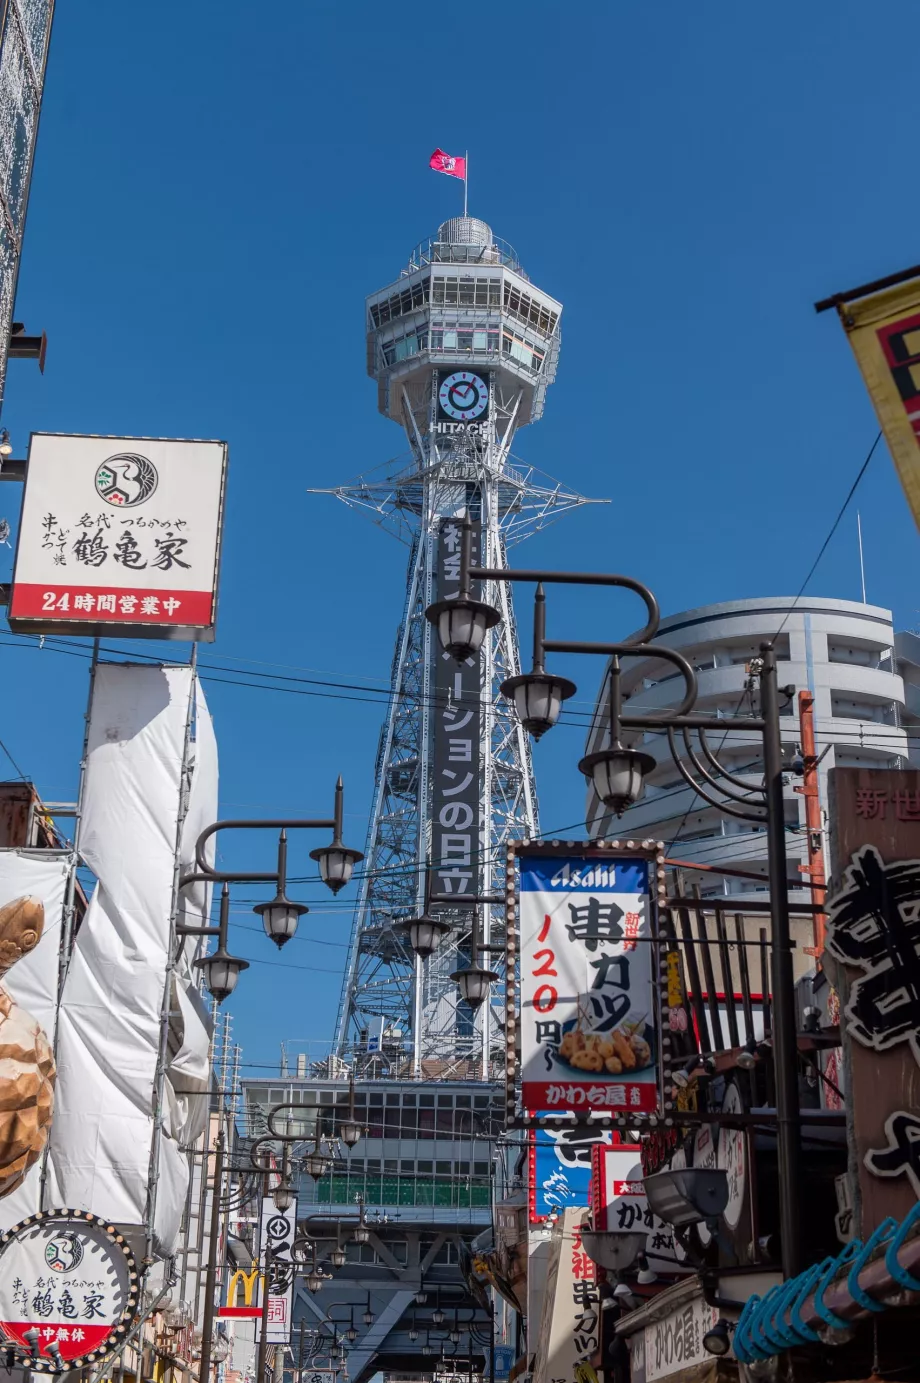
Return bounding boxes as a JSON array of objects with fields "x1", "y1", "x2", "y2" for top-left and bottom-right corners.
[{"x1": 429, "y1": 149, "x2": 467, "y2": 181}]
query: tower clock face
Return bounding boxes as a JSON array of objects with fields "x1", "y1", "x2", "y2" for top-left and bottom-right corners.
[{"x1": 438, "y1": 371, "x2": 490, "y2": 422}]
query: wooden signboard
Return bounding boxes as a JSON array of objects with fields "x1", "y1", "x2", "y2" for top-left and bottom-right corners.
[{"x1": 826, "y1": 767, "x2": 920, "y2": 1235}]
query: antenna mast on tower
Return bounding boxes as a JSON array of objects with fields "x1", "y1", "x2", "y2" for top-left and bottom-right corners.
[{"x1": 314, "y1": 214, "x2": 604, "y2": 1076}]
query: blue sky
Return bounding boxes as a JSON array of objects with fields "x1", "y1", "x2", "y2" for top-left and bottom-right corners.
[{"x1": 1, "y1": 1, "x2": 918, "y2": 1071}]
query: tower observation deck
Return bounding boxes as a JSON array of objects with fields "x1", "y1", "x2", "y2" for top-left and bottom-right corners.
[{"x1": 315, "y1": 214, "x2": 603, "y2": 1077}]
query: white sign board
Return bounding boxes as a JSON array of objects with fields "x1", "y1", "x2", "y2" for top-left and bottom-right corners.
[
  {"x1": 594, "y1": 1146, "x2": 691, "y2": 1275},
  {"x1": 0, "y1": 1210, "x2": 139, "y2": 1371},
  {"x1": 9, "y1": 433, "x2": 227, "y2": 639},
  {"x1": 531, "y1": 1208, "x2": 600, "y2": 1383},
  {"x1": 260, "y1": 1197, "x2": 295, "y2": 1344},
  {"x1": 642, "y1": 1297, "x2": 721, "y2": 1382},
  {"x1": 520, "y1": 852, "x2": 658, "y2": 1114}
]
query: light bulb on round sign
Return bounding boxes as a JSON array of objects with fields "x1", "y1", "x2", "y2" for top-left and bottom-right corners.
[{"x1": 0, "y1": 1210, "x2": 140, "y2": 1371}]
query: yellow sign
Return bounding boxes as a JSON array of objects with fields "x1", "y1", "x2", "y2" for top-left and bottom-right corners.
[
  {"x1": 837, "y1": 275, "x2": 920, "y2": 529},
  {"x1": 218, "y1": 1266, "x2": 262, "y2": 1318}
]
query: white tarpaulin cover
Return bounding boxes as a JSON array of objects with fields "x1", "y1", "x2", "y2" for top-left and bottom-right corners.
[
  {"x1": 47, "y1": 664, "x2": 216, "y2": 1253},
  {"x1": 0, "y1": 851, "x2": 70, "y2": 1229}
]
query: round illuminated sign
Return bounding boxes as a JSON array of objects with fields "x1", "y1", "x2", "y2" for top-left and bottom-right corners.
[
  {"x1": 0, "y1": 1209, "x2": 140, "y2": 1370},
  {"x1": 438, "y1": 371, "x2": 489, "y2": 422}
]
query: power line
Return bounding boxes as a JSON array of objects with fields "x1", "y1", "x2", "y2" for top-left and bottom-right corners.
[{"x1": 768, "y1": 430, "x2": 882, "y2": 648}]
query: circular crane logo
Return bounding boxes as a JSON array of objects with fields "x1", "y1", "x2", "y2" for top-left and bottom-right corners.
[
  {"x1": 94, "y1": 453, "x2": 158, "y2": 508},
  {"x1": 44, "y1": 1230, "x2": 84, "y2": 1273}
]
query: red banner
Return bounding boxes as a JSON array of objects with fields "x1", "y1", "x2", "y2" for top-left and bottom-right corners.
[
  {"x1": 9, "y1": 583, "x2": 214, "y2": 624},
  {"x1": 429, "y1": 148, "x2": 466, "y2": 180}
]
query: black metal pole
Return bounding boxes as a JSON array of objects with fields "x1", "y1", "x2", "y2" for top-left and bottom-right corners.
[
  {"x1": 256, "y1": 1245, "x2": 272, "y2": 1383},
  {"x1": 198, "y1": 1128, "x2": 225, "y2": 1383},
  {"x1": 532, "y1": 584, "x2": 546, "y2": 672},
  {"x1": 759, "y1": 643, "x2": 802, "y2": 1279}
]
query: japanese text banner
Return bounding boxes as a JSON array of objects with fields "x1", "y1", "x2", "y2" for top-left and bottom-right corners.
[
  {"x1": 9, "y1": 433, "x2": 227, "y2": 638},
  {"x1": 837, "y1": 277, "x2": 920, "y2": 531},
  {"x1": 520, "y1": 853, "x2": 659, "y2": 1114}
]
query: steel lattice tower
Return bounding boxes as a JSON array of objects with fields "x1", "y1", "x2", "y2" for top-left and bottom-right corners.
[{"x1": 318, "y1": 216, "x2": 600, "y2": 1076}]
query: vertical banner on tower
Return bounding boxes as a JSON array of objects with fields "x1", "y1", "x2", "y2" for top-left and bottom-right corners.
[
  {"x1": 431, "y1": 516, "x2": 482, "y2": 898},
  {"x1": 518, "y1": 847, "x2": 662, "y2": 1115},
  {"x1": 834, "y1": 274, "x2": 920, "y2": 530}
]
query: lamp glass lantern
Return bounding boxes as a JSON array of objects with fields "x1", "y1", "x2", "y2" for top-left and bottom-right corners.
[
  {"x1": 272, "y1": 1181, "x2": 296, "y2": 1213},
  {"x1": 339, "y1": 1119, "x2": 363, "y2": 1148},
  {"x1": 500, "y1": 671, "x2": 576, "y2": 740},
  {"x1": 362, "y1": 1310, "x2": 374, "y2": 1327},
  {"x1": 303, "y1": 1148, "x2": 332, "y2": 1180},
  {"x1": 253, "y1": 893, "x2": 309, "y2": 948},
  {"x1": 306, "y1": 1272, "x2": 325, "y2": 1294},
  {"x1": 425, "y1": 596, "x2": 501, "y2": 663},
  {"x1": 394, "y1": 913, "x2": 452, "y2": 961},
  {"x1": 450, "y1": 964, "x2": 498, "y2": 1010},
  {"x1": 310, "y1": 843, "x2": 364, "y2": 895},
  {"x1": 432, "y1": 1307, "x2": 445, "y2": 1327},
  {"x1": 345, "y1": 1328, "x2": 358, "y2": 1345},
  {"x1": 329, "y1": 1247, "x2": 347, "y2": 1269},
  {"x1": 193, "y1": 947, "x2": 249, "y2": 1004},
  {"x1": 577, "y1": 745, "x2": 657, "y2": 816},
  {"x1": 352, "y1": 1224, "x2": 371, "y2": 1245}
]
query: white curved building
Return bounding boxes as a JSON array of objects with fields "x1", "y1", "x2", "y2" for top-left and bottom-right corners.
[{"x1": 584, "y1": 597, "x2": 911, "y2": 900}]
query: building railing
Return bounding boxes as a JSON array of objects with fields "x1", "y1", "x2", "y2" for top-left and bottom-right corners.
[
  {"x1": 311, "y1": 1171, "x2": 492, "y2": 1210},
  {"x1": 402, "y1": 235, "x2": 527, "y2": 280}
]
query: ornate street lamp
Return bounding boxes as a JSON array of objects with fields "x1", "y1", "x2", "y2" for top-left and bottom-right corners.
[
  {"x1": 423, "y1": 517, "x2": 500, "y2": 662},
  {"x1": 310, "y1": 779, "x2": 364, "y2": 894},
  {"x1": 253, "y1": 830, "x2": 309, "y2": 947},
  {"x1": 177, "y1": 779, "x2": 362, "y2": 997},
  {"x1": 337, "y1": 1078, "x2": 365, "y2": 1150},
  {"x1": 303, "y1": 1138, "x2": 333, "y2": 1181},
  {"x1": 500, "y1": 584, "x2": 576, "y2": 739},
  {"x1": 394, "y1": 910, "x2": 453, "y2": 960},
  {"x1": 187, "y1": 885, "x2": 249, "y2": 1005}
]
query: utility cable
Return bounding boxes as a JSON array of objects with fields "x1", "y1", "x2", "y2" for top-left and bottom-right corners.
[{"x1": 768, "y1": 430, "x2": 882, "y2": 648}]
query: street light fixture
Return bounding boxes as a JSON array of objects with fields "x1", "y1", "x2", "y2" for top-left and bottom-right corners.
[
  {"x1": 310, "y1": 779, "x2": 364, "y2": 895},
  {"x1": 426, "y1": 509, "x2": 805, "y2": 1280},
  {"x1": 394, "y1": 910, "x2": 453, "y2": 960},
  {"x1": 644, "y1": 1168, "x2": 729, "y2": 1228},
  {"x1": 303, "y1": 1139, "x2": 333, "y2": 1181},
  {"x1": 500, "y1": 585, "x2": 576, "y2": 739},
  {"x1": 253, "y1": 831, "x2": 309, "y2": 947},
  {"x1": 338, "y1": 1077, "x2": 364, "y2": 1150},
  {"x1": 423, "y1": 522, "x2": 501, "y2": 663},
  {"x1": 177, "y1": 779, "x2": 362, "y2": 998},
  {"x1": 188, "y1": 885, "x2": 249, "y2": 1005}
]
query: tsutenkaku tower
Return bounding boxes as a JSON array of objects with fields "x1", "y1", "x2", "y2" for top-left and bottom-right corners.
[{"x1": 319, "y1": 215, "x2": 599, "y2": 1076}]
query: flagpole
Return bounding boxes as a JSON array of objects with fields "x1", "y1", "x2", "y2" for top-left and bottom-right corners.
[{"x1": 464, "y1": 150, "x2": 468, "y2": 217}]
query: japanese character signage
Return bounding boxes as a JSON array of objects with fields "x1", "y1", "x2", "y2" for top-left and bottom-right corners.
[
  {"x1": 531, "y1": 1208, "x2": 600, "y2": 1383},
  {"x1": 9, "y1": 433, "x2": 227, "y2": 639},
  {"x1": 592, "y1": 1145, "x2": 690, "y2": 1276},
  {"x1": 519, "y1": 847, "x2": 661, "y2": 1115},
  {"x1": 0, "y1": 1209, "x2": 140, "y2": 1371},
  {"x1": 259, "y1": 1197, "x2": 295, "y2": 1344},
  {"x1": 431, "y1": 515, "x2": 482, "y2": 901},
  {"x1": 529, "y1": 1117, "x2": 612, "y2": 1222},
  {"x1": 826, "y1": 767, "x2": 920, "y2": 1234},
  {"x1": 834, "y1": 272, "x2": 920, "y2": 532},
  {"x1": 640, "y1": 1295, "x2": 722, "y2": 1383}
]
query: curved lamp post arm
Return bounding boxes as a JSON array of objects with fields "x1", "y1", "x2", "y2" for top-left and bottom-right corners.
[
  {"x1": 679, "y1": 726, "x2": 768, "y2": 816},
  {"x1": 696, "y1": 724, "x2": 766, "y2": 793},
  {"x1": 191, "y1": 817, "x2": 336, "y2": 882},
  {"x1": 665, "y1": 727, "x2": 768, "y2": 823}
]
